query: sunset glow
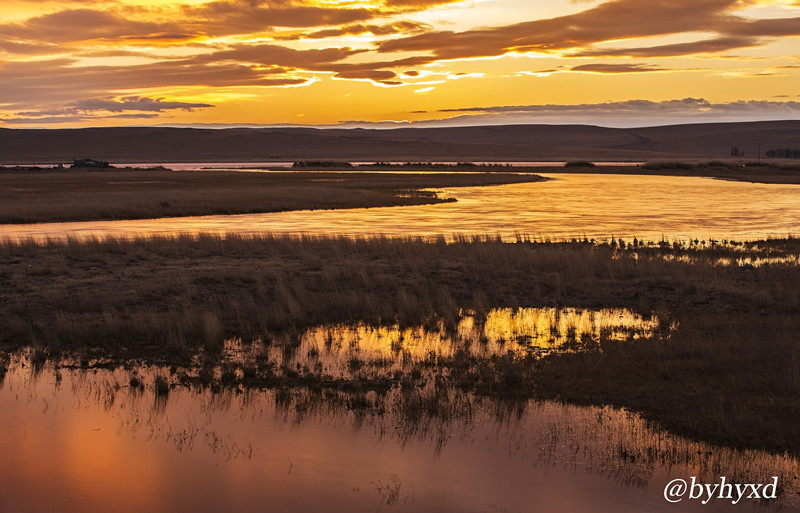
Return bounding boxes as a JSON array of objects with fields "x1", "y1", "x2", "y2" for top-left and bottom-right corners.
[{"x1": 2, "y1": 0, "x2": 799, "y2": 127}]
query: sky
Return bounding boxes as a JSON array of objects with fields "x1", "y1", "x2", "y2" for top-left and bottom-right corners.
[{"x1": 1, "y1": 0, "x2": 799, "y2": 128}]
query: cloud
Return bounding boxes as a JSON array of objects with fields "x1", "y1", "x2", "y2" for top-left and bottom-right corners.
[
  {"x1": 205, "y1": 43, "x2": 363, "y2": 68},
  {"x1": 380, "y1": 0, "x2": 465, "y2": 10},
  {"x1": 333, "y1": 69, "x2": 399, "y2": 81},
  {"x1": 440, "y1": 98, "x2": 716, "y2": 114},
  {"x1": 10, "y1": 95, "x2": 214, "y2": 123},
  {"x1": 2, "y1": 113, "x2": 160, "y2": 124},
  {"x1": 70, "y1": 96, "x2": 213, "y2": 113},
  {"x1": 180, "y1": 1, "x2": 376, "y2": 35},
  {"x1": 276, "y1": 20, "x2": 430, "y2": 41},
  {"x1": 0, "y1": 58, "x2": 309, "y2": 108},
  {"x1": 198, "y1": 43, "x2": 422, "y2": 84},
  {"x1": 569, "y1": 63, "x2": 667, "y2": 73},
  {"x1": 717, "y1": 15, "x2": 800, "y2": 37},
  {"x1": 572, "y1": 36, "x2": 761, "y2": 57},
  {"x1": 199, "y1": 43, "x2": 436, "y2": 84},
  {"x1": 433, "y1": 98, "x2": 800, "y2": 127},
  {"x1": 0, "y1": 37, "x2": 435, "y2": 111},
  {"x1": 1, "y1": 0, "x2": 798, "y2": 126},
  {"x1": 378, "y1": 0, "x2": 744, "y2": 58},
  {"x1": 377, "y1": 0, "x2": 799, "y2": 62},
  {"x1": 0, "y1": 9, "x2": 195, "y2": 45},
  {"x1": 0, "y1": 40, "x2": 58, "y2": 55},
  {"x1": 0, "y1": 2, "x2": 386, "y2": 50}
]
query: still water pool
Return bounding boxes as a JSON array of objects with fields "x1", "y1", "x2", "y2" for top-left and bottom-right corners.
[
  {"x1": 1, "y1": 357, "x2": 797, "y2": 512},
  {"x1": 1, "y1": 309, "x2": 798, "y2": 512}
]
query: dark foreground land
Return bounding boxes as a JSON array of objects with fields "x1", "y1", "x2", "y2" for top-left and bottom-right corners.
[
  {"x1": 1, "y1": 234, "x2": 799, "y2": 457},
  {"x1": 0, "y1": 169, "x2": 546, "y2": 224}
]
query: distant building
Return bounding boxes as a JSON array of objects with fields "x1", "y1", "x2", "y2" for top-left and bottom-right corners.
[{"x1": 72, "y1": 158, "x2": 110, "y2": 168}]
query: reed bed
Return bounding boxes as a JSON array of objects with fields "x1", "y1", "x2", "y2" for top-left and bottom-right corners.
[{"x1": 1, "y1": 234, "x2": 799, "y2": 455}]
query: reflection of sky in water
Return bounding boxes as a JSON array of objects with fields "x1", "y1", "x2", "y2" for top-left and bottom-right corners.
[
  {"x1": 1, "y1": 357, "x2": 798, "y2": 513},
  {"x1": 293, "y1": 308, "x2": 663, "y2": 376},
  {"x1": 1, "y1": 174, "x2": 799, "y2": 242}
]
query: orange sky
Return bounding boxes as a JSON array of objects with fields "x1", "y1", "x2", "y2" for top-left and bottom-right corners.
[{"x1": 1, "y1": 0, "x2": 799, "y2": 128}]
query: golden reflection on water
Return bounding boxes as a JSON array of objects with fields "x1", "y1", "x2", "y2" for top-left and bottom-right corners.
[
  {"x1": 1, "y1": 355, "x2": 799, "y2": 513},
  {"x1": 481, "y1": 307, "x2": 660, "y2": 346},
  {"x1": 293, "y1": 308, "x2": 663, "y2": 375},
  {"x1": 1, "y1": 174, "x2": 800, "y2": 242},
  {"x1": 661, "y1": 253, "x2": 800, "y2": 268}
]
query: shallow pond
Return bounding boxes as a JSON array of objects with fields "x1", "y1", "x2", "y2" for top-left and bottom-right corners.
[
  {"x1": 0, "y1": 309, "x2": 797, "y2": 512},
  {"x1": 1, "y1": 360, "x2": 797, "y2": 513},
  {"x1": 1, "y1": 174, "x2": 799, "y2": 242}
]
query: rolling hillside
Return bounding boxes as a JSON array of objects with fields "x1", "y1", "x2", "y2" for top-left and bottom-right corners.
[{"x1": 1, "y1": 120, "x2": 798, "y2": 164}]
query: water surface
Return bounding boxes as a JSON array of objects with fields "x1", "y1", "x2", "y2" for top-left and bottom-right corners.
[
  {"x1": 1, "y1": 174, "x2": 798, "y2": 242},
  {"x1": 0, "y1": 310, "x2": 797, "y2": 512},
  {"x1": 2, "y1": 360, "x2": 797, "y2": 513}
]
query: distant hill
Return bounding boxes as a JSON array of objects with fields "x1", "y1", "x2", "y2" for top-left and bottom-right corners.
[{"x1": 1, "y1": 121, "x2": 798, "y2": 164}]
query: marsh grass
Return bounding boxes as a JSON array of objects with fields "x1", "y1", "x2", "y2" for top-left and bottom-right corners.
[
  {"x1": 0, "y1": 170, "x2": 545, "y2": 224},
  {"x1": 2, "y1": 234, "x2": 800, "y2": 454},
  {"x1": 128, "y1": 373, "x2": 144, "y2": 391},
  {"x1": 154, "y1": 374, "x2": 170, "y2": 397},
  {"x1": 0, "y1": 352, "x2": 8, "y2": 383},
  {"x1": 525, "y1": 402, "x2": 800, "y2": 498}
]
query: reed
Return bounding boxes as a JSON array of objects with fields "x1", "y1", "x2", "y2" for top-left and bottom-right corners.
[{"x1": 154, "y1": 374, "x2": 170, "y2": 397}]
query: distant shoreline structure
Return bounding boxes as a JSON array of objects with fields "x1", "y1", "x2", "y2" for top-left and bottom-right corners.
[
  {"x1": 72, "y1": 157, "x2": 110, "y2": 169},
  {"x1": 0, "y1": 160, "x2": 171, "y2": 172}
]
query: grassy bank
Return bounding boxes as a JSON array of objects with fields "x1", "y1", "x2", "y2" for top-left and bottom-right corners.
[
  {"x1": 550, "y1": 160, "x2": 800, "y2": 184},
  {"x1": 1, "y1": 234, "x2": 799, "y2": 455},
  {"x1": 266, "y1": 160, "x2": 800, "y2": 184},
  {"x1": 0, "y1": 169, "x2": 546, "y2": 224}
]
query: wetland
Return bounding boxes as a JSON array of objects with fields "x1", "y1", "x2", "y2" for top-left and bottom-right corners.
[{"x1": 2, "y1": 167, "x2": 800, "y2": 511}]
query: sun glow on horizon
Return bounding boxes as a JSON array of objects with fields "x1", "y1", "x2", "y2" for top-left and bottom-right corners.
[{"x1": 0, "y1": 0, "x2": 798, "y2": 128}]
